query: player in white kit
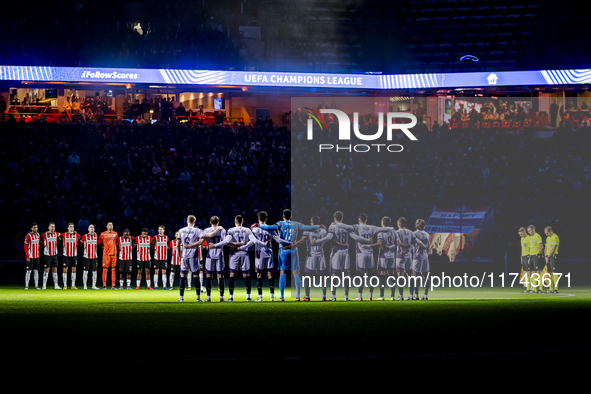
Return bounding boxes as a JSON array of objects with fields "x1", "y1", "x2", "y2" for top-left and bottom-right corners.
[
  {"x1": 209, "y1": 215, "x2": 253, "y2": 301},
  {"x1": 176, "y1": 215, "x2": 223, "y2": 302},
  {"x1": 374, "y1": 217, "x2": 398, "y2": 300},
  {"x1": 395, "y1": 217, "x2": 425, "y2": 300},
  {"x1": 332, "y1": 213, "x2": 394, "y2": 301},
  {"x1": 202, "y1": 216, "x2": 226, "y2": 302},
  {"x1": 282, "y1": 216, "x2": 330, "y2": 301},
  {"x1": 412, "y1": 219, "x2": 431, "y2": 300},
  {"x1": 324, "y1": 211, "x2": 358, "y2": 301},
  {"x1": 238, "y1": 211, "x2": 276, "y2": 301}
]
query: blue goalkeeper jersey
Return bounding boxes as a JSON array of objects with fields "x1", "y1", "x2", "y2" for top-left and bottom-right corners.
[{"x1": 261, "y1": 221, "x2": 319, "y2": 253}]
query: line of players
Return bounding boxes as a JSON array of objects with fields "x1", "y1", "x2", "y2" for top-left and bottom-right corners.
[
  {"x1": 276, "y1": 211, "x2": 431, "y2": 301},
  {"x1": 174, "y1": 209, "x2": 431, "y2": 302},
  {"x1": 23, "y1": 208, "x2": 432, "y2": 302},
  {"x1": 23, "y1": 221, "x2": 190, "y2": 290},
  {"x1": 518, "y1": 225, "x2": 560, "y2": 294}
]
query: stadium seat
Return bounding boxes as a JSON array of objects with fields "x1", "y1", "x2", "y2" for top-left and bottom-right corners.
[
  {"x1": 482, "y1": 120, "x2": 491, "y2": 129},
  {"x1": 502, "y1": 120, "x2": 511, "y2": 128}
]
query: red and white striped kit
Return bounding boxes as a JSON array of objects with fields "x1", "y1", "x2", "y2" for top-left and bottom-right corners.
[
  {"x1": 62, "y1": 232, "x2": 81, "y2": 257},
  {"x1": 42, "y1": 232, "x2": 59, "y2": 256},
  {"x1": 136, "y1": 236, "x2": 152, "y2": 261},
  {"x1": 118, "y1": 236, "x2": 134, "y2": 260},
  {"x1": 25, "y1": 232, "x2": 41, "y2": 259},
  {"x1": 153, "y1": 235, "x2": 169, "y2": 260},
  {"x1": 81, "y1": 233, "x2": 98, "y2": 259},
  {"x1": 170, "y1": 239, "x2": 182, "y2": 266}
]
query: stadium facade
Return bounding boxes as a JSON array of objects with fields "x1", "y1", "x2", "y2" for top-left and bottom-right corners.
[{"x1": 1, "y1": 64, "x2": 590, "y2": 127}]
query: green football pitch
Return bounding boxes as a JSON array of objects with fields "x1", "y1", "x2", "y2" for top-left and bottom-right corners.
[{"x1": 2, "y1": 285, "x2": 590, "y2": 362}]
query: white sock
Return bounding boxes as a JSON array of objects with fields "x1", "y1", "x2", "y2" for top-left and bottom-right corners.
[
  {"x1": 43, "y1": 271, "x2": 48, "y2": 287},
  {"x1": 137, "y1": 279, "x2": 142, "y2": 287},
  {"x1": 163, "y1": 275, "x2": 167, "y2": 288},
  {"x1": 199, "y1": 272, "x2": 203, "y2": 286},
  {"x1": 83, "y1": 271, "x2": 88, "y2": 287},
  {"x1": 127, "y1": 279, "x2": 131, "y2": 287},
  {"x1": 154, "y1": 275, "x2": 159, "y2": 287},
  {"x1": 53, "y1": 272, "x2": 59, "y2": 286},
  {"x1": 170, "y1": 272, "x2": 175, "y2": 287},
  {"x1": 120, "y1": 280, "x2": 124, "y2": 287},
  {"x1": 92, "y1": 271, "x2": 97, "y2": 287},
  {"x1": 33, "y1": 270, "x2": 39, "y2": 287},
  {"x1": 25, "y1": 270, "x2": 31, "y2": 287},
  {"x1": 62, "y1": 273, "x2": 67, "y2": 287},
  {"x1": 71, "y1": 272, "x2": 76, "y2": 287},
  {"x1": 146, "y1": 279, "x2": 151, "y2": 287}
]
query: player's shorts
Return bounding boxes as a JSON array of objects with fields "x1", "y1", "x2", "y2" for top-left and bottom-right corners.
[
  {"x1": 396, "y1": 256, "x2": 412, "y2": 272},
  {"x1": 43, "y1": 255, "x2": 58, "y2": 269},
  {"x1": 136, "y1": 259, "x2": 151, "y2": 270},
  {"x1": 356, "y1": 254, "x2": 374, "y2": 270},
  {"x1": 62, "y1": 256, "x2": 77, "y2": 268},
  {"x1": 83, "y1": 258, "x2": 98, "y2": 271},
  {"x1": 205, "y1": 258, "x2": 224, "y2": 275},
  {"x1": 26, "y1": 257, "x2": 40, "y2": 271},
  {"x1": 279, "y1": 250, "x2": 300, "y2": 272},
  {"x1": 229, "y1": 254, "x2": 250, "y2": 274},
  {"x1": 181, "y1": 256, "x2": 200, "y2": 274},
  {"x1": 546, "y1": 255, "x2": 557, "y2": 272},
  {"x1": 153, "y1": 259, "x2": 168, "y2": 271},
  {"x1": 412, "y1": 258, "x2": 430, "y2": 273},
  {"x1": 170, "y1": 265, "x2": 180, "y2": 274},
  {"x1": 102, "y1": 254, "x2": 117, "y2": 268},
  {"x1": 378, "y1": 256, "x2": 396, "y2": 270},
  {"x1": 118, "y1": 259, "x2": 133, "y2": 274},
  {"x1": 529, "y1": 255, "x2": 541, "y2": 271},
  {"x1": 305, "y1": 255, "x2": 326, "y2": 273},
  {"x1": 521, "y1": 255, "x2": 530, "y2": 271},
  {"x1": 330, "y1": 252, "x2": 350, "y2": 273},
  {"x1": 255, "y1": 256, "x2": 274, "y2": 273}
]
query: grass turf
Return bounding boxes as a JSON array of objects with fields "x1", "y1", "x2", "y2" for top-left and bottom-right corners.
[{"x1": 2, "y1": 285, "x2": 590, "y2": 362}]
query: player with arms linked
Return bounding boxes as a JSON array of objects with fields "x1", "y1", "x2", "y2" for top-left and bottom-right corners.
[
  {"x1": 176, "y1": 215, "x2": 223, "y2": 302},
  {"x1": 259, "y1": 209, "x2": 320, "y2": 301}
]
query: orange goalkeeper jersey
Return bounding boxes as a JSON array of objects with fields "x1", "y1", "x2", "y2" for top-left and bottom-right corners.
[{"x1": 99, "y1": 231, "x2": 118, "y2": 255}]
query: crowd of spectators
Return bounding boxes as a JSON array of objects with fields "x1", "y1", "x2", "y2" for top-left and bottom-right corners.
[
  {"x1": 1, "y1": 120, "x2": 290, "y2": 260},
  {"x1": 452, "y1": 100, "x2": 533, "y2": 124},
  {"x1": 291, "y1": 112, "x2": 591, "y2": 261},
  {"x1": 447, "y1": 98, "x2": 591, "y2": 131},
  {"x1": 2, "y1": 100, "x2": 591, "y2": 262}
]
